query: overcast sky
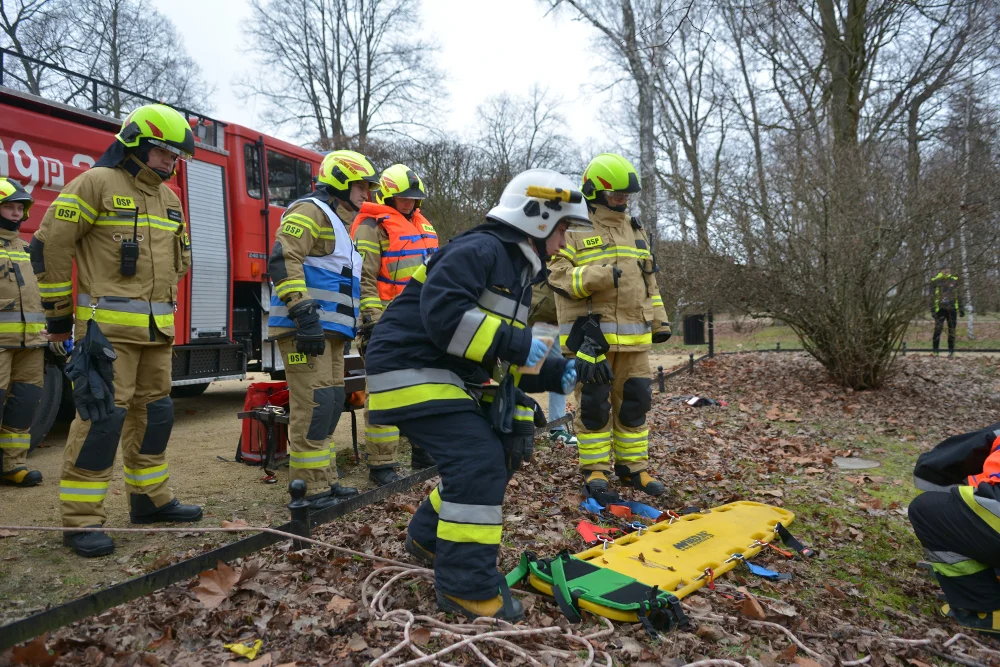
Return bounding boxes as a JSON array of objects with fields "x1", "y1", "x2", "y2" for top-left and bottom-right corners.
[{"x1": 149, "y1": 0, "x2": 613, "y2": 147}]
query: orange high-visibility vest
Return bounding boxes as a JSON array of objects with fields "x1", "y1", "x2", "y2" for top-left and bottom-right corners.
[{"x1": 350, "y1": 203, "x2": 438, "y2": 303}]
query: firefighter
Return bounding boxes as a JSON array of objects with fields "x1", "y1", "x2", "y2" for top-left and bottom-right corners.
[
  {"x1": 931, "y1": 268, "x2": 962, "y2": 357},
  {"x1": 909, "y1": 423, "x2": 1000, "y2": 633},
  {"x1": 267, "y1": 149, "x2": 380, "y2": 508},
  {"x1": 33, "y1": 104, "x2": 203, "y2": 557},
  {"x1": 350, "y1": 164, "x2": 438, "y2": 486},
  {"x1": 0, "y1": 178, "x2": 46, "y2": 487},
  {"x1": 364, "y1": 168, "x2": 586, "y2": 621},
  {"x1": 548, "y1": 153, "x2": 671, "y2": 497}
]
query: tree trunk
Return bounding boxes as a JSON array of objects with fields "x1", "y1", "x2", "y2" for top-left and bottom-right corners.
[{"x1": 958, "y1": 77, "x2": 975, "y2": 339}]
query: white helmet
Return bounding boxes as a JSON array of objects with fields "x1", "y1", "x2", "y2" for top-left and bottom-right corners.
[{"x1": 487, "y1": 169, "x2": 592, "y2": 239}]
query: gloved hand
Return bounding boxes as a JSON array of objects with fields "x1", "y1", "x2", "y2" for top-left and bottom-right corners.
[
  {"x1": 65, "y1": 319, "x2": 117, "y2": 422},
  {"x1": 526, "y1": 338, "x2": 548, "y2": 366},
  {"x1": 652, "y1": 327, "x2": 672, "y2": 344},
  {"x1": 960, "y1": 309, "x2": 966, "y2": 318},
  {"x1": 576, "y1": 338, "x2": 614, "y2": 384},
  {"x1": 288, "y1": 298, "x2": 326, "y2": 356},
  {"x1": 356, "y1": 315, "x2": 377, "y2": 361},
  {"x1": 503, "y1": 396, "x2": 538, "y2": 480},
  {"x1": 561, "y1": 359, "x2": 578, "y2": 393}
]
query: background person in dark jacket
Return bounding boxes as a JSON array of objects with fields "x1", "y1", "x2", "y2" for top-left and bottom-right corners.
[{"x1": 930, "y1": 268, "x2": 962, "y2": 357}]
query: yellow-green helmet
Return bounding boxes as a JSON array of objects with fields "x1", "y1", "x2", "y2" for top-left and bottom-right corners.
[
  {"x1": 317, "y1": 150, "x2": 380, "y2": 192},
  {"x1": 0, "y1": 177, "x2": 33, "y2": 221},
  {"x1": 581, "y1": 153, "x2": 641, "y2": 200},
  {"x1": 377, "y1": 164, "x2": 426, "y2": 204},
  {"x1": 116, "y1": 103, "x2": 195, "y2": 158}
]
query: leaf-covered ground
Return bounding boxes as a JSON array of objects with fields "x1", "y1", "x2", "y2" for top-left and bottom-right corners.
[{"x1": 4, "y1": 352, "x2": 1000, "y2": 667}]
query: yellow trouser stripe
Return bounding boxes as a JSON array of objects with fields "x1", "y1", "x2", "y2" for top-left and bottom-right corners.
[
  {"x1": 60, "y1": 479, "x2": 109, "y2": 502},
  {"x1": 429, "y1": 485, "x2": 442, "y2": 513},
  {"x1": 290, "y1": 450, "x2": 331, "y2": 469},
  {"x1": 0, "y1": 432, "x2": 30, "y2": 449},
  {"x1": 932, "y1": 560, "x2": 990, "y2": 577},
  {"x1": 365, "y1": 426, "x2": 399, "y2": 441},
  {"x1": 123, "y1": 463, "x2": 169, "y2": 486},
  {"x1": 437, "y1": 520, "x2": 503, "y2": 544}
]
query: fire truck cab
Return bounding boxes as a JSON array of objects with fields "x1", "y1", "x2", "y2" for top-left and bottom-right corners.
[{"x1": 1, "y1": 66, "x2": 324, "y2": 448}]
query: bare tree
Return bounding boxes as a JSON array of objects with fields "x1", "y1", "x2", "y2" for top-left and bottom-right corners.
[
  {"x1": 241, "y1": 0, "x2": 441, "y2": 148},
  {"x1": 0, "y1": 0, "x2": 72, "y2": 95}
]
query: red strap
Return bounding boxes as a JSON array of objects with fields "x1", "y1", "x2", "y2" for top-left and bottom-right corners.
[{"x1": 607, "y1": 505, "x2": 633, "y2": 519}]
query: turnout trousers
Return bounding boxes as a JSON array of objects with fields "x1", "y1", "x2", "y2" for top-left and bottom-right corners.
[
  {"x1": 362, "y1": 398, "x2": 399, "y2": 466},
  {"x1": 0, "y1": 348, "x2": 44, "y2": 473},
  {"x1": 60, "y1": 336, "x2": 174, "y2": 528},
  {"x1": 933, "y1": 307, "x2": 958, "y2": 354},
  {"x1": 574, "y1": 350, "x2": 652, "y2": 474},
  {"x1": 909, "y1": 490, "x2": 1000, "y2": 611},
  {"x1": 403, "y1": 410, "x2": 507, "y2": 600},
  {"x1": 278, "y1": 336, "x2": 346, "y2": 495}
]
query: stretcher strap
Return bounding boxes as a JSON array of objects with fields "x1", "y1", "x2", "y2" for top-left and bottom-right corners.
[
  {"x1": 550, "y1": 553, "x2": 583, "y2": 624},
  {"x1": 743, "y1": 560, "x2": 793, "y2": 581},
  {"x1": 775, "y1": 522, "x2": 815, "y2": 558}
]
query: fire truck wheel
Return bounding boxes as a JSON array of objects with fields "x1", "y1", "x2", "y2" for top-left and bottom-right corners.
[
  {"x1": 171, "y1": 383, "x2": 211, "y2": 399},
  {"x1": 29, "y1": 359, "x2": 64, "y2": 452}
]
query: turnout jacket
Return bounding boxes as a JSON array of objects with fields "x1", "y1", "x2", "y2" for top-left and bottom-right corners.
[
  {"x1": 931, "y1": 272, "x2": 961, "y2": 312},
  {"x1": 548, "y1": 205, "x2": 668, "y2": 352},
  {"x1": 32, "y1": 156, "x2": 191, "y2": 344},
  {"x1": 0, "y1": 228, "x2": 45, "y2": 348},
  {"x1": 364, "y1": 222, "x2": 567, "y2": 424},
  {"x1": 914, "y1": 423, "x2": 1000, "y2": 534},
  {"x1": 349, "y1": 202, "x2": 438, "y2": 321},
  {"x1": 267, "y1": 195, "x2": 362, "y2": 341}
]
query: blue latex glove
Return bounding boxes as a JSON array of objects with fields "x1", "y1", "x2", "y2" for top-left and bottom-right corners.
[
  {"x1": 526, "y1": 338, "x2": 548, "y2": 366},
  {"x1": 561, "y1": 359, "x2": 577, "y2": 393}
]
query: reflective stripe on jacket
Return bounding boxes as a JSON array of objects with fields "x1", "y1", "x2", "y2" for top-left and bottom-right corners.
[{"x1": 0, "y1": 229, "x2": 46, "y2": 348}]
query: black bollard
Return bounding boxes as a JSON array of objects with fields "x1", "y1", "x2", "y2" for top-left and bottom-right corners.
[
  {"x1": 902, "y1": 341, "x2": 907, "y2": 356},
  {"x1": 708, "y1": 311, "x2": 715, "y2": 358},
  {"x1": 657, "y1": 365, "x2": 665, "y2": 393},
  {"x1": 689, "y1": 353, "x2": 694, "y2": 374},
  {"x1": 776, "y1": 342, "x2": 781, "y2": 352},
  {"x1": 287, "y1": 479, "x2": 311, "y2": 551}
]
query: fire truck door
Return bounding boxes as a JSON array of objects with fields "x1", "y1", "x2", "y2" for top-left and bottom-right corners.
[{"x1": 186, "y1": 159, "x2": 230, "y2": 341}]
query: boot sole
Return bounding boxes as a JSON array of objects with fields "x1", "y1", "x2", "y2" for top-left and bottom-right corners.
[
  {"x1": 1, "y1": 479, "x2": 42, "y2": 488},
  {"x1": 130, "y1": 511, "x2": 204, "y2": 524},
  {"x1": 64, "y1": 538, "x2": 115, "y2": 558},
  {"x1": 436, "y1": 590, "x2": 525, "y2": 622}
]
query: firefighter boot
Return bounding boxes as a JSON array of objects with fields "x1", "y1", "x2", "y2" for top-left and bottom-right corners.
[
  {"x1": 942, "y1": 604, "x2": 1000, "y2": 635},
  {"x1": 369, "y1": 463, "x2": 402, "y2": 487},
  {"x1": 584, "y1": 470, "x2": 609, "y2": 494},
  {"x1": 331, "y1": 483, "x2": 359, "y2": 499},
  {"x1": 615, "y1": 465, "x2": 665, "y2": 497},
  {"x1": 1, "y1": 468, "x2": 42, "y2": 487},
  {"x1": 64, "y1": 526, "x2": 115, "y2": 558},
  {"x1": 411, "y1": 445, "x2": 435, "y2": 470},
  {"x1": 404, "y1": 533, "x2": 435, "y2": 567},
  {"x1": 437, "y1": 590, "x2": 525, "y2": 622},
  {"x1": 130, "y1": 496, "x2": 204, "y2": 524}
]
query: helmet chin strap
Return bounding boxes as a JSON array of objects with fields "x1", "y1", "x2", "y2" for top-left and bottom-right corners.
[
  {"x1": 594, "y1": 191, "x2": 628, "y2": 213},
  {"x1": 0, "y1": 215, "x2": 21, "y2": 232}
]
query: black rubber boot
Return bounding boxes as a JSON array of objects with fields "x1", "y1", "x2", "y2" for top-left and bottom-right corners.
[
  {"x1": 130, "y1": 496, "x2": 204, "y2": 524},
  {"x1": 405, "y1": 533, "x2": 435, "y2": 566},
  {"x1": 1, "y1": 468, "x2": 42, "y2": 487},
  {"x1": 942, "y1": 604, "x2": 1000, "y2": 634},
  {"x1": 584, "y1": 470, "x2": 609, "y2": 494},
  {"x1": 305, "y1": 493, "x2": 343, "y2": 511},
  {"x1": 369, "y1": 464, "x2": 402, "y2": 487},
  {"x1": 410, "y1": 445, "x2": 435, "y2": 470},
  {"x1": 64, "y1": 525, "x2": 115, "y2": 558},
  {"x1": 331, "y1": 483, "x2": 358, "y2": 498},
  {"x1": 615, "y1": 465, "x2": 665, "y2": 497}
]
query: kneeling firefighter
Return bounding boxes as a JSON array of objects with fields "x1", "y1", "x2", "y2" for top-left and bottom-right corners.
[
  {"x1": 350, "y1": 164, "x2": 438, "y2": 486},
  {"x1": 267, "y1": 150, "x2": 381, "y2": 509},
  {"x1": 364, "y1": 169, "x2": 586, "y2": 621},
  {"x1": 548, "y1": 153, "x2": 671, "y2": 498},
  {"x1": 0, "y1": 178, "x2": 46, "y2": 488},
  {"x1": 33, "y1": 104, "x2": 203, "y2": 557},
  {"x1": 910, "y1": 424, "x2": 1000, "y2": 633}
]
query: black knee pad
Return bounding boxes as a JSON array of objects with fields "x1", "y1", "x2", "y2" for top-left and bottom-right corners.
[
  {"x1": 75, "y1": 406, "x2": 127, "y2": 471},
  {"x1": 307, "y1": 386, "x2": 337, "y2": 440},
  {"x1": 138, "y1": 396, "x2": 174, "y2": 455},
  {"x1": 619, "y1": 377, "x2": 652, "y2": 427},
  {"x1": 2, "y1": 383, "x2": 43, "y2": 430},
  {"x1": 580, "y1": 383, "x2": 612, "y2": 430},
  {"x1": 0, "y1": 387, "x2": 7, "y2": 424}
]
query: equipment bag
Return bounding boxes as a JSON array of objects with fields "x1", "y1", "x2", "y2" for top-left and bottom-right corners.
[{"x1": 236, "y1": 381, "x2": 290, "y2": 465}]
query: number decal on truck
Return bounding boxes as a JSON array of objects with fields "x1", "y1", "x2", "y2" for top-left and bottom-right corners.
[
  {"x1": 287, "y1": 352, "x2": 308, "y2": 365},
  {"x1": 582, "y1": 236, "x2": 603, "y2": 248},
  {"x1": 282, "y1": 223, "x2": 304, "y2": 239}
]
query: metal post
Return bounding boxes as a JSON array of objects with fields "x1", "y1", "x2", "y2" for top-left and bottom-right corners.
[
  {"x1": 91, "y1": 80, "x2": 98, "y2": 111},
  {"x1": 657, "y1": 366, "x2": 665, "y2": 393},
  {"x1": 708, "y1": 310, "x2": 715, "y2": 358},
  {"x1": 776, "y1": 342, "x2": 781, "y2": 352},
  {"x1": 902, "y1": 341, "x2": 907, "y2": 356},
  {"x1": 287, "y1": 480, "x2": 311, "y2": 551},
  {"x1": 689, "y1": 354, "x2": 694, "y2": 374}
]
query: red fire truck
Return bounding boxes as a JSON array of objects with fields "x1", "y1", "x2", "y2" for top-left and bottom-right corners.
[{"x1": 1, "y1": 53, "x2": 322, "y2": 447}]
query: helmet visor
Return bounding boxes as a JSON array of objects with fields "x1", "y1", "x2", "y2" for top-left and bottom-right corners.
[{"x1": 147, "y1": 138, "x2": 193, "y2": 160}]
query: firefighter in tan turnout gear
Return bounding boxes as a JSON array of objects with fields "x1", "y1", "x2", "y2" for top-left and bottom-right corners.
[
  {"x1": 33, "y1": 104, "x2": 204, "y2": 558},
  {"x1": 548, "y1": 153, "x2": 671, "y2": 497},
  {"x1": 0, "y1": 178, "x2": 46, "y2": 488},
  {"x1": 350, "y1": 164, "x2": 439, "y2": 485},
  {"x1": 267, "y1": 150, "x2": 379, "y2": 509}
]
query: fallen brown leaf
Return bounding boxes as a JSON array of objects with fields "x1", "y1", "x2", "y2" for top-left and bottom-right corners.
[
  {"x1": 739, "y1": 595, "x2": 767, "y2": 621},
  {"x1": 10, "y1": 634, "x2": 60, "y2": 667},
  {"x1": 222, "y1": 519, "x2": 250, "y2": 529},
  {"x1": 778, "y1": 643, "x2": 798, "y2": 662},
  {"x1": 192, "y1": 561, "x2": 241, "y2": 610},
  {"x1": 794, "y1": 658, "x2": 823, "y2": 667},
  {"x1": 325, "y1": 594, "x2": 354, "y2": 614},
  {"x1": 346, "y1": 634, "x2": 368, "y2": 652},
  {"x1": 824, "y1": 583, "x2": 847, "y2": 600},
  {"x1": 0, "y1": 529, "x2": 19, "y2": 538},
  {"x1": 410, "y1": 627, "x2": 431, "y2": 647}
]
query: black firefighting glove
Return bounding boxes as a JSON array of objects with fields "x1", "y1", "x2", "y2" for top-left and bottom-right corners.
[
  {"x1": 356, "y1": 315, "x2": 377, "y2": 361},
  {"x1": 288, "y1": 298, "x2": 326, "y2": 356},
  {"x1": 652, "y1": 325, "x2": 672, "y2": 344},
  {"x1": 565, "y1": 315, "x2": 614, "y2": 385},
  {"x1": 65, "y1": 319, "x2": 117, "y2": 422},
  {"x1": 503, "y1": 391, "x2": 545, "y2": 480}
]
